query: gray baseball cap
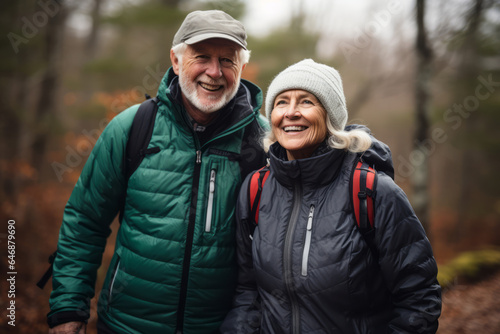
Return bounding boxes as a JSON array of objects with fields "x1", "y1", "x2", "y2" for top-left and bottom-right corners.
[{"x1": 173, "y1": 10, "x2": 247, "y2": 49}]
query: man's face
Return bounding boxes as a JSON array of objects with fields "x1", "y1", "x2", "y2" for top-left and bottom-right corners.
[{"x1": 171, "y1": 38, "x2": 246, "y2": 118}]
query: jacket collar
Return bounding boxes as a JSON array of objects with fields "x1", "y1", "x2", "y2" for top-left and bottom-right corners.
[{"x1": 269, "y1": 141, "x2": 347, "y2": 189}]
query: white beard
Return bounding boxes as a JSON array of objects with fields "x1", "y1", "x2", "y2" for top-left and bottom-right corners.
[{"x1": 178, "y1": 66, "x2": 241, "y2": 114}]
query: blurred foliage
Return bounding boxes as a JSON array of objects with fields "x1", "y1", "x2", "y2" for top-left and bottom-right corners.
[
  {"x1": 438, "y1": 249, "x2": 500, "y2": 289},
  {"x1": 445, "y1": 3, "x2": 500, "y2": 56},
  {"x1": 430, "y1": 0, "x2": 500, "y2": 230},
  {"x1": 192, "y1": 0, "x2": 246, "y2": 19},
  {"x1": 248, "y1": 29, "x2": 321, "y2": 88},
  {"x1": 83, "y1": 57, "x2": 135, "y2": 74},
  {"x1": 104, "y1": 1, "x2": 184, "y2": 27},
  {"x1": 0, "y1": 1, "x2": 43, "y2": 73}
]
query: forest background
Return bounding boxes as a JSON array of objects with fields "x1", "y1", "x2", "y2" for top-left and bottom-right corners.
[{"x1": 1, "y1": 0, "x2": 499, "y2": 333}]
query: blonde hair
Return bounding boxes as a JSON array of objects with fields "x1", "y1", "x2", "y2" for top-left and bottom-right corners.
[{"x1": 325, "y1": 121, "x2": 372, "y2": 153}]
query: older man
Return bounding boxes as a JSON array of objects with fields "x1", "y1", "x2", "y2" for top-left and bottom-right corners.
[{"x1": 47, "y1": 10, "x2": 268, "y2": 334}]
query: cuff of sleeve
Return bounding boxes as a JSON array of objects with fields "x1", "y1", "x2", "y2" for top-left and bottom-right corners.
[{"x1": 47, "y1": 311, "x2": 89, "y2": 328}]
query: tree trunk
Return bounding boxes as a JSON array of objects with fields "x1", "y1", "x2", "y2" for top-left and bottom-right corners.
[
  {"x1": 31, "y1": 1, "x2": 68, "y2": 171},
  {"x1": 290, "y1": 0, "x2": 305, "y2": 33},
  {"x1": 86, "y1": 0, "x2": 103, "y2": 59},
  {"x1": 455, "y1": 0, "x2": 484, "y2": 242},
  {"x1": 412, "y1": 0, "x2": 433, "y2": 235},
  {"x1": 0, "y1": 0, "x2": 35, "y2": 206}
]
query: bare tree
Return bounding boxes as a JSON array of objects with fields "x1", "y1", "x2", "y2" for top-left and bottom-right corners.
[
  {"x1": 290, "y1": 0, "x2": 306, "y2": 33},
  {"x1": 413, "y1": 0, "x2": 433, "y2": 234},
  {"x1": 86, "y1": 0, "x2": 104, "y2": 59},
  {"x1": 454, "y1": 0, "x2": 486, "y2": 241},
  {"x1": 31, "y1": 1, "x2": 68, "y2": 171},
  {"x1": 0, "y1": 1, "x2": 28, "y2": 200}
]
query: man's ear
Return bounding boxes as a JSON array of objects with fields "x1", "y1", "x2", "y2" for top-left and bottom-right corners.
[
  {"x1": 241, "y1": 63, "x2": 247, "y2": 72},
  {"x1": 170, "y1": 49, "x2": 180, "y2": 75}
]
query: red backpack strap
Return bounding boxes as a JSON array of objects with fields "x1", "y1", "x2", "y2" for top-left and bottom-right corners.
[
  {"x1": 352, "y1": 161, "x2": 377, "y2": 232},
  {"x1": 249, "y1": 166, "x2": 270, "y2": 225}
]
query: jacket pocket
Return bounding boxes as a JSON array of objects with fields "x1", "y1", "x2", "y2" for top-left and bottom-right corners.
[
  {"x1": 107, "y1": 256, "x2": 121, "y2": 311},
  {"x1": 301, "y1": 205, "x2": 315, "y2": 276},
  {"x1": 205, "y1": 169, "x2": 217, "y2": 232}
]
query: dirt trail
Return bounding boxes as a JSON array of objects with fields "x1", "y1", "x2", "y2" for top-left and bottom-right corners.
[{"x1": 438, "y1": 271, "x2": 500, "y2": 334}]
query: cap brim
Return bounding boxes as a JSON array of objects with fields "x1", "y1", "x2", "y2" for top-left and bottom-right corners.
[{"x1": 184, "y1": 33, "x2": 247, "y2": 50}]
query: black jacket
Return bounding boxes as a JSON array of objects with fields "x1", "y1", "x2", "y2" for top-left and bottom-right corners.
[{"x1": 222, "y1": 131, "x2": 441, "y2": 333}]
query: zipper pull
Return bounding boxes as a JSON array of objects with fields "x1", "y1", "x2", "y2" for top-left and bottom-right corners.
[
  {"x1": 205, "y1": 169, "x2": 217, "y2": 233},
  {"x1": 307, "y1": 206, "x2": 315, "y2": 231},
  {"x1": 196, "y1": 150, "x2": 202, "y2": 164},
  {"x1": 209, "y1": 170, "x2": 216, "y2": 192},
  {"x1": 302, "y1": 205, "x2": 315, "y2": 277}
]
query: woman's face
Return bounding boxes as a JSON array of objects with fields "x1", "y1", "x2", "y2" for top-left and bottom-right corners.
[{"x1": 271, "y1": 89, "x2": 328, "y2": 160}]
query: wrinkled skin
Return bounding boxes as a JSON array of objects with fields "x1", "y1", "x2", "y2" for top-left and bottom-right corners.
[{"x1": 49, "y1": 321, "x2": 86, "y2": 334}]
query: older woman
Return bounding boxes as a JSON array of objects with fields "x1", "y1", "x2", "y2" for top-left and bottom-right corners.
[{"x1": 221, "y1": 59, "x2": 441, "y2": 334}]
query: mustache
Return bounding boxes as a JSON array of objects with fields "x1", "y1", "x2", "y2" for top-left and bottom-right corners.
[{"x1": 197, "y1": 75, "x2": 226, "y2": 86}]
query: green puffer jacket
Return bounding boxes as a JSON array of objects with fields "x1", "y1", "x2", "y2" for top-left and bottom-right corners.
[{"x1": 48, "y1": 68, "x2": 268, "y2": 333}]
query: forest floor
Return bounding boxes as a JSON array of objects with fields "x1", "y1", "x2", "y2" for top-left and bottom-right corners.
[{"x1": 437, "y1": 270, "x2": 500, "y2": 334}]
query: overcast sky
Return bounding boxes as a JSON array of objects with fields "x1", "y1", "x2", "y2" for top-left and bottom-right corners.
[
  {"x1": 241, "y1": 0, "x2": 416, "y2": 58},
  {"x1": 242, "y1": 0, "x2": 398, "y2": 37}
]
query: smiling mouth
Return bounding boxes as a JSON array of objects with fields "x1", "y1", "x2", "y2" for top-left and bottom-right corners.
[
  {"x1": 199, "y1": 82, "x2": 223, "y2": 92},
  {"x1": 284, "y1": 126, "x2": 308, "y2": 132}
]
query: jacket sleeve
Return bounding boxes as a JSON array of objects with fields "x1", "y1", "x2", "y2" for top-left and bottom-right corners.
[
  {"x1": 220, "y1": 174, "x2": 261, "y2": 334},
  {"x1": 47, "y1": 106, "x2": 137, "y2": 327},
  {"x1": 375, "y1": 174, "x2": 442, "y2": 334}
]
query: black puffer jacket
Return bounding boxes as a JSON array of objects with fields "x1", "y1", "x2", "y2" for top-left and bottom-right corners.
[{"x1": 222, "y1": 132, "x2": 441, "y2": 333}]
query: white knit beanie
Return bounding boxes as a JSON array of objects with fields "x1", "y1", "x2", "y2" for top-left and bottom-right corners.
[{"x1": 265, "y1": 59, "x2": 347, "y2": 131}]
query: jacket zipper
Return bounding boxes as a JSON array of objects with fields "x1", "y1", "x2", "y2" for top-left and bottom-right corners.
[
  {"x1": 283, "y1": 183, "x2": 303, "y2": 334},
  {"x1": 107, "y1": 259, "x2": 120, "y2": 311},
  {"x1": 301, "y1": 205, "x2": 315, "y2": 276},
  {"x1": 176, "y1": 149, "x2": 202, "y2": 333},
  {"x1": 205, "y1": 169, "x2": 216, "y2": 232},
  {"x1": 173, "y1": 104, "x2": 254, "y2": 331}
]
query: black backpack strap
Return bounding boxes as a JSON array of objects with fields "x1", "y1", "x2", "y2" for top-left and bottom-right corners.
[
  {"x1": 36, "y1": 251, "x2": 57, "y2": 289},
  {"x1": 124, "y1": 96, "x2": 160, "y2": 179},
  {"x1": 119, "y1": 96, "x2": 160, "y2": 223}
]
